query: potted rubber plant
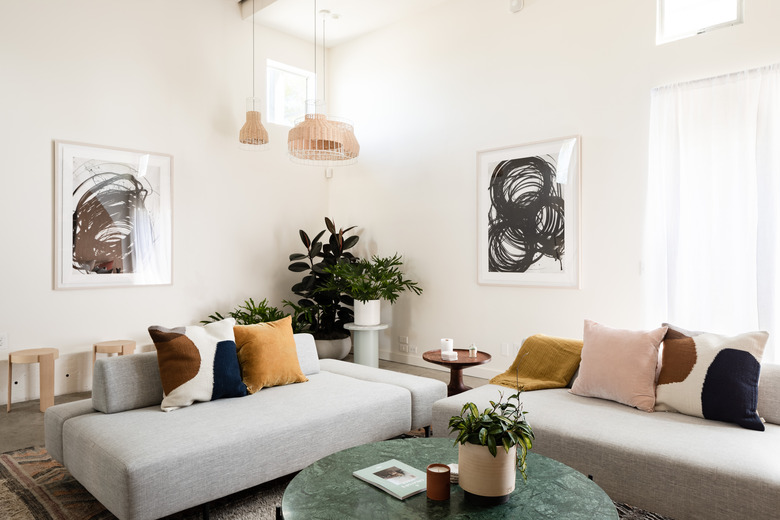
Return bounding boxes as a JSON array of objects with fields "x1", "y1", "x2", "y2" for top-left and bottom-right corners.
[
  {"x1": 319, "y1": 254, "x2": 422, "y2": 326},
  {"x1": 448, "y1": 391, "x2": 534, "y2": 505},
  {"x1": 287, "y1": 218, "x2": 358, "y2": 358}
]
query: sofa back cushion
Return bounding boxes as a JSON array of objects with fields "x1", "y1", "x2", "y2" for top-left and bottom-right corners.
[
  {"x1": 93, "y1": 352, "x2": 164, "y2": 413},
  {"x1": 93, "y1": 333, "x2": 320, "y2": 414},
  {"x1": 758, "y1": 363, "x2": 780, "y2": 425}
]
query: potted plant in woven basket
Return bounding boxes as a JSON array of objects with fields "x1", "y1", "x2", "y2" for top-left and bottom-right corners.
[
  {"x1": 319, "y1": 253, "x2": 422, "y2": 326},
  {"x1": 448, "y1": 391, "x2": 534, "y2": 505}
]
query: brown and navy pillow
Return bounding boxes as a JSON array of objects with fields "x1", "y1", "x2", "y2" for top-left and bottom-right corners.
[
  {"x1": 149, "y1": 318, "x2": 247, "y2": 411},
  {"x1": 655, "y1": 323, "x2": 768, "y2": 431}
]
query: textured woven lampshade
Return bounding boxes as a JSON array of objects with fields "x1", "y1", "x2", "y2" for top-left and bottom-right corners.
[
  {"x1": 239, "y1": 97, "x2": 269, "y2": 151},
  {"x1": 288, "y1": 113, "x2": 359, "y2": 165}
]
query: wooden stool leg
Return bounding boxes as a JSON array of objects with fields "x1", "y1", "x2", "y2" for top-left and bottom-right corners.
[
  {"x1": 38, "y1": 353, "x2": 55, "y2": 412},
  {"x1": 6, "y1": 358, "x2": 11, "y2": 413},
  {"x1": 92, "y1": 346, "x2": 97, "y2": 366},
  {"x1": 121, "y1": 344, "x2": 136, "y2": 356}
]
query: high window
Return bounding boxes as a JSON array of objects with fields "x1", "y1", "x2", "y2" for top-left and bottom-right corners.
[
  {"x1": 656, "y1": 0, "x2": 743, "y2": 44},
  {"x1": 266, "y1": 60, "x2": 315, "y2": 127}
]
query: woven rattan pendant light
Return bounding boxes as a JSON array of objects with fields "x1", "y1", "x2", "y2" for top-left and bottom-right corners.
[
  {"x1": 239, "y1": 0, "x2": 269, "y2": 151},
  {"x1": 287, "y1": 4, "x2": 359, "y2": 166}
]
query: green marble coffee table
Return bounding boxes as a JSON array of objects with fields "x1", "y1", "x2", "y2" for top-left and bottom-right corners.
[{"x1": 281, "y1": 437, "x2": 618, "y2": 519}]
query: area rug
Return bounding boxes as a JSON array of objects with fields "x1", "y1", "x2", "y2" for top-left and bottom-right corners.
[{"x1": 1, "y1": 446, "x2": 673, "y2": 520}]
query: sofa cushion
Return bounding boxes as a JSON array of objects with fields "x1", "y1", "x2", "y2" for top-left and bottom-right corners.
[
  {"x1": 656, "y1": 323, "x2": 768, "y2": 431},
  {"x1": 319, "y1": 358, "x2": 447, "y2": 430},
  {"x1": 234, "y1": 316, "x2": 308, "y2": 393},
  {"x1": 149, "y1": 318, "x2": 247, "y2": 411},
  {"x1": 92, "y1": 352, "x2": 163, "y2": 413},
  {"x1": 489, "y1": 334, "x2": 583, "y2": 391},
  {"x1": 60, "y1": 372, "x2": 411, "y2": 520},
  {"x1": 431, "y1": 384, "x2": 780, "y2": 520},
  {"x1": 570, "y1": 320, "x2": 667, "y2": 412}
]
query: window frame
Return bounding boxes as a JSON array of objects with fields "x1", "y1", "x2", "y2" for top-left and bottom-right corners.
[
  {"x1": 266, "y1": 59, "x2": 316, "y2": 127},
  {"x1": 656, "y1": 0, "x2": 744, "y2": 45}
]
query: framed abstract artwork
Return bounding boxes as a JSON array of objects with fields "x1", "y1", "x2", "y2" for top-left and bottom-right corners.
[
  {"x1": 54, "y1": 140, "x2": 173, "y2": 289},
  {"x1": 477, "y1": 136, "x2": 581, "y2": 288}
]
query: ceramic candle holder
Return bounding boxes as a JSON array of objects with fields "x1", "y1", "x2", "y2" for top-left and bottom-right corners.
[{"x1": 426, "y1": 463, "x2": 451, "y2": 501}]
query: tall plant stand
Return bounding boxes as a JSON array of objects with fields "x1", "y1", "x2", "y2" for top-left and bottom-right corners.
[{"x1": 344, "y1": 323, "x2": 388, "y2": 368}]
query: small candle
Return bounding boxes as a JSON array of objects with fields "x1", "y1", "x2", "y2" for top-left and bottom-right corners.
[
  {"x1": 426, "y1": 464, "x2": 451, "y2": 501},
  {"x1": 441, "y1": 338, "x2": 454, "y2": 353},
  {"x1": 469, "y1": 344, "x2": 478, "y2": 358}
]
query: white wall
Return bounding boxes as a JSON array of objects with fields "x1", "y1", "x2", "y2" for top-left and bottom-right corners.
[
  {"x1": 327, "y1": 0, "x2": 780, "y2": 378},
  {"x1": 0, "y1": 0, "x2": 330, "y2": 403}
]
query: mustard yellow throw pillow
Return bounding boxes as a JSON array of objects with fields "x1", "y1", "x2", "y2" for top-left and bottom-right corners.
[
  {"x1": 234, "y1": 316, "x2": 308, "y2": 393},
  {"x1": 489, "y1": 334, "x2": 583, "y2": 391}
]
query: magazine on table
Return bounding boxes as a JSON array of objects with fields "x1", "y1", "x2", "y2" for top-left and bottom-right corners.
[{"x1": 352, "y1": 459, "x2": 426, "y2": 500}]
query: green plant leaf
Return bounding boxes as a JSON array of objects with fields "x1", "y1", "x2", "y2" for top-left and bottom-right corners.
[
  {"x1": 288, "y1": 262, "x2": 310, "y2": 272},
  {"x1": 299, "y1": 230, "x2": 310, "y2": 248}
]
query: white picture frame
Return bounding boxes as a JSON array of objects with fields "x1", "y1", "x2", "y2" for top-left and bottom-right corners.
[
  {"x1": 54, "y1": 140, "x2": 173, "y2": 289},
  {"x1": 477, "y1": 136, "x2": 581, "y2": 288}
]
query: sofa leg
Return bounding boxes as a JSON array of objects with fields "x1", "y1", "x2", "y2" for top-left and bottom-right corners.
[
  {"x1": 201, "y1": 504, "x2": 210, "y2": 519},
  {"x1": 424, "y1": 426, "x2": 432, "y2": 438},
  {"x1": 276, "y1": 505, "x2": 283, "y2": 520}
]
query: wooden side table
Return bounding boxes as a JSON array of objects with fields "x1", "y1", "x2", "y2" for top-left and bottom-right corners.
[
  {"x1": 422, "y1": 349, "x2": 492, "y2": 396},
  {"x1": 7, "y1": 347, "x2": 59, "y2": 412},
  {"x1": 93, "y1": 340, "x2": 136, "y2": 365}
]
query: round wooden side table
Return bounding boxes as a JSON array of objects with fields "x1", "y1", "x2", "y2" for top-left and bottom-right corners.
[
  {"x1": 7, "y1": 347, "x2": 59, "y2": 412},
  {"x1": 93, "y1": 340, "x2": 136, "y2": 365},
  {"x1": 422, "y1": 349, "x2": 492, "y2": 396}
]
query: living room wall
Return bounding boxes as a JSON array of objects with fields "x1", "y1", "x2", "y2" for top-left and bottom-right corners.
[
  {"x1": 0, "y1": 0, "x2": 329, "y2": 403},
  {"x1": 326, "y1": 0, "x2": 780, "y2": 377}
]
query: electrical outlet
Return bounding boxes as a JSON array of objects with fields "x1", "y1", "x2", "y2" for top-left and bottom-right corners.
[
  {"x1": 399, "y1": 336, "x2": 409, "y2": 345},
  {"x1": 400, "y1": 343, "x2": 409, "y2": 353},
  {"x1": 409, "y1": 345, "x2": 417, "y2": 354},
  {"x1": 0, "y1": 332, "x2": 8, "y2": 351},
  {"x1": 500, "y1": 343, "x2": 511, "y2": 356}
]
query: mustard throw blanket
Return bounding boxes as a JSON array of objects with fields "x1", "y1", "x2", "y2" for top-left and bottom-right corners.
[{"x1": 489, "y1": 334, "x2": 583, "y2": 391}]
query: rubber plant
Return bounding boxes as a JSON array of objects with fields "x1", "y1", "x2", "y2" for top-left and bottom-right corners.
[
  {"x1": 448, "y1": 391, "x2": 535, "y2": 481},
  {"x1": 287, "y1": 217, "x2": 359, "y2": 340}
]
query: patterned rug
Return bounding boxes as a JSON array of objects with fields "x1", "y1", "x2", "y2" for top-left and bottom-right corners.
[{"x1": 1, "y1": 445, "x2": 673, "y2": 519}]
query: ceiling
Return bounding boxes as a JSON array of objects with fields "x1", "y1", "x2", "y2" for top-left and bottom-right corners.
[{"x1": 241, "y1": 0, "x2": 450, "y2": 47}]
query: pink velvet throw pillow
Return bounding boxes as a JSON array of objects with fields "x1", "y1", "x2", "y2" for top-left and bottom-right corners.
[{"x1": 570, "y1": 320, "x2": 668, "y2": 412}]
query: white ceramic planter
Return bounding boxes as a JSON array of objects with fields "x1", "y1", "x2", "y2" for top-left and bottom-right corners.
[
  {"x1": 353, "y1": 299, "x2": 381, "y2": 326},
  {"x1": 458, "y1": 443, "x2": 516, "y2": 504},
  {"x1": 313, "y1": 337, "x2": 352, "y2": 360}
]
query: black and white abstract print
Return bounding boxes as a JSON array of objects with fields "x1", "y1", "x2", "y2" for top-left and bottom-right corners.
[{"x1": 487, "y1": 155, "x2": 565, "y2": 274}]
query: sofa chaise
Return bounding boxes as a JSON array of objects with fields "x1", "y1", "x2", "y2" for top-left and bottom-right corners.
[
  {"x1": 45, "y1": 333, "x2": 446, "y2": 520},
  {"x1": 431, "y1": 363, "x2": 780, "y2": 520}
]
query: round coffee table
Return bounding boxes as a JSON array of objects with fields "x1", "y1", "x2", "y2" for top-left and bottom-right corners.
[
  {"x1": 422, "y1": 349, "x2": 491, "y2": 396},
  {"x1": 281, "y1": 438, "x2": 618, "y2": 519}
]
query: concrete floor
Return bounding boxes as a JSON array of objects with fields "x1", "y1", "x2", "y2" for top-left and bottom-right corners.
[{"x1": 0, "y1": 359, "x2": 487, "y2": 454}]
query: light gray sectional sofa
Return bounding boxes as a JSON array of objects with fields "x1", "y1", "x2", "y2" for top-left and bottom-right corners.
[
  {"x1": 432, "y1": 363, "x2": 780, "y2": 520},
  {"x1": 45, "y1": 334, "x2": 446, "y2": 520}
]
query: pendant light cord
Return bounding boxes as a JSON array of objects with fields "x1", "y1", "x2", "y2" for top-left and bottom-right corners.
[{"x1": 252, "y1": 0, "x2": 255, "y2": 104}]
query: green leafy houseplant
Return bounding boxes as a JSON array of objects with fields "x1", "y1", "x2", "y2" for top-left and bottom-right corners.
[
  {"x1": 319, "y1": 254, "x2": 422, "y2": 303},
  {"x1": 202, "y1": 297, "x2": 311, "y2": 332},
  {"x1": 288, "y1": 218, "x2": 359, "y2": 340},
  {"x1": 448, "y1": 391, "x2": 534, "y2": 481}
]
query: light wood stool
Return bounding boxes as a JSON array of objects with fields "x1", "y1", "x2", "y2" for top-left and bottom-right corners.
[
  {"x1": 7, "y1": 347, "x2": 59, "y2": 413},
  {"x1": 93, "y1": 340, "x2": 136, "y2": 365}
]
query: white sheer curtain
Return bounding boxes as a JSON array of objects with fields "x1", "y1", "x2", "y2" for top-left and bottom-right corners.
[{"x1": 645, "y1": 63, "x2": 780, "y2": 364}]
